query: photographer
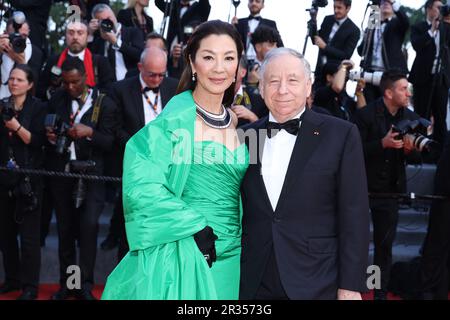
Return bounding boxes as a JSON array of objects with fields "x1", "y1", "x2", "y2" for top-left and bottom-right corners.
[
  {"x1": 88, "y1": 3, "x2": 144, "y2": 81},
  {"x1": 313, "y1": 0, "x2": 360, "y2": 89},
  {"x1": 45, "y1": 57, "x2": 116, "y2": 300},
  {"x1": 0, "y1": 13, "x2": 43, "y2": 99},
  {"x1": 409, "y1": 0, "x2": 450, "y2": 150},
  {"x1": 357, "y1": 0, "x2": 410, "y2": 103},
  {"x1": 37, "y1": 20, "x2": 114, "y2": 101},
  {"x1": 0, "y1": 65, "x2": 47, "y2": 300},
  {"x1": 353, "y1": 71, "x2": 423, "y2": 300},
  {"x1": 313, "y1": 60, "x2": 357, "y2": 120}
]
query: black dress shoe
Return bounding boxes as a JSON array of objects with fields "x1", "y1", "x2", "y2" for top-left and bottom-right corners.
[
  {"x1": 17, "y1": 289, "x2": 38, "y2": 300},
  {"x1": 50, "y1": 287, "x2": 74, "y2": 300},
  {"x1": 0, "y1": 283, "x2": 21, "y2": 294},
  {"x1": 75, "y1": 289, "x2": 97, "y2": 300},
  {"x1": 100, "y1": 235, "x2": 119, "y2": 251}
]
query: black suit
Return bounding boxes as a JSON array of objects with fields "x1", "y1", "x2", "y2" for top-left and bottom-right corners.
[
  {"x1": 409, "y1": 21, "x2": 450, "y2": 146},
  {"x1": 46, "y1": 87, "x2": 116, "y2": 291},
  {"x1": 358, "y1": 8, "x2": 410, "y2": 103},
  {"x1": 353, "y1": 98, "x2": 421, "y2": 294},
  {"x1": 314, "y1": 15, "x2": 360, "y2": 87},
  {"x1": 117, "y1": 8, "x2": 154, "y2": 37},
  {"x1": 155, "y1": 0, "x2": 211, "y2": 47},
  {"x1": 106, "y1": 74, "x2": 178, "y2": 260},
  {"x1": 37, "y1": 50, "x2": 114, "y2": 101},
  {"x1": 240, "y1": 109, "x2": 370, "y2": 300},
  {"x1": 0, "y1": 95, "x2": 47, "y2": 293},
  {"x1": 235, "y1": 17, "x2": 278, "y2": 51},
  {"x1": 88, "y1": 25, "x2": 144, "y2": 81}
]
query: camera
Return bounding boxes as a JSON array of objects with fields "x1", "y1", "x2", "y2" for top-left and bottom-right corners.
[
  {"x1": 70, "y1": 160, "x2": 96, "y2": 208},
  {"x1": 307, "y1": 1, "x2": 328, "y2": 40},
  {"x1": 0, "y1": 97, "x2": 16, "y2": 121},
  {"x1": 8, "y1": 11, "x2": 27, "y2": 54},
  {"x1": 348, "y1": 69, "x2": 383, "y2": 86},
  {"x1": 441, "y1": 4, "x2": 450, "y2": 17},
  {"x1": 45, "y1": 114, "x2": 71, "y2": 155},
  {"x1": 371, "y1": 0, "x2": 381, "y2": 5},
  {"x1": 100, "y1": 18, "x2": 115, "y2": 33},
  {"x1": 182, "y1": 25, "x2": 194, "y2": 43},
  {"x1": 392, "y1": 119, "x2": 439, "y2": 152}
]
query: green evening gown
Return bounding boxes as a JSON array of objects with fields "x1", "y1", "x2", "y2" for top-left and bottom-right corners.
[{"x1": 102, "y1": 140, "x2": 249, "y2": 300}]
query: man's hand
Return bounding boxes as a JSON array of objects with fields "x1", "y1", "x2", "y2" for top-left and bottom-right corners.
[
  {"x1": 101, "y1": 30, "x2": 117, "y2": 46},
  {"x1": 314, "y1": 36, "x2": 327, "y2": 50},
  {"x1": 432, "y1": 18, "x2": 440, "y2": 33},
  {"x1": 382, "y1": 127, "x2": 404, "y2": 149},
  {"x1": 403, "y1": 134, "x2": 414, "y2": 154},
  {"x1": 4, "y1": 117, "x2": 20, "y2": 131},
  {"x1": 444, "y1": 15, "x2": 450, "y2": 25},
  {"x1": 0, "y1": 34, "x2": 9, "y2": 53},
  {"x1": 4, "y1": 43, "x2": 26, "y2": 64},
  {"x1": 231, "y1": 16, "x2": 238, "y2": 25},
  {"x1": 337, "y1": 289, "x2": 362, "y2": 300},
  {"x1": 340, "y1": 59, "x2": 354, "y2": 71},
  {"x1": 46, "y1": 128, "x2": 57, "y2": 144},
  {"x1": 67, "y1": 124, "x2": 93, "y2": 140},
  {"x1": 231, "y1": 105, "x2": 259, "y2": 123}
]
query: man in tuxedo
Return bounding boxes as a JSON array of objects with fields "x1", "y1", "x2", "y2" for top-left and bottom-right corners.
[
  {"x1": 232, "y1": 0, "x2": 278, "y2": 65},
  {"x1": 155, "y1": 0, "x2": 211, "y2": 52},
  {"x1": 45, "y1": 57, "x2": 117, "y2": 300},
  {"x1": 37, "y1": 20, "x2": 114, "y2": 101},
  {"x1": 100, "y1": 47, "x2": 178, "y2": 259},
  {"x1": 313, "y1": 0, "x2": 359, "y2": 89},
  {"x1": 0, "y1": 16, "x2": 43, "y2": 98},
  {"x1": 88, "y1": 3, "x2": 144, "y2": 81},
  {"x1": 409, "y1": 0, "x2": 450, "y2": 149},
  {"x1": 357, "y1": 0, "x2": 410, "y2": 103},
  {"x1": 239, "y1": 48, "x2": 370, "y2": 300}
]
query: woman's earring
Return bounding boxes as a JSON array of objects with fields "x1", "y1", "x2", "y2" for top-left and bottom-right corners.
[
  {"x1": 192, "y1": 72, "x2": 197, "y2": 82},
  {"x1": 233, "y1": 77, "x2": 236, "y2": 83}
]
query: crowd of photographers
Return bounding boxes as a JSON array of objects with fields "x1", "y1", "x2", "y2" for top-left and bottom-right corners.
[{"x1": 0, "y1": 0, "x2": 449, "y2": 300}]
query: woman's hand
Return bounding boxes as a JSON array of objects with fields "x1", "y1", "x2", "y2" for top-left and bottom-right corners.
[{"x1": 4, "y1": 117, "x2": 20, "y2": 131}]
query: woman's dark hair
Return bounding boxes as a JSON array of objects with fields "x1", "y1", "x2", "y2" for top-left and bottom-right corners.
[
  {"x1": 177, "y1": 20, "x2": 244, "y2": 107},
  {"x1": 9, "y1": 64, "x2": 35, "y2": 95}
]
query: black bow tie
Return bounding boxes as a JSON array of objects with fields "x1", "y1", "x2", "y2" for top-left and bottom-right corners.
[
  {"x1": 266, "y1": 116, "x2": 302, "y2": 138},
  {"x1": 143, "y1": 86, "x2": 159, "y2": 94},
  {"x1": 334, "y1": 19, "x2": 341, "y2": 26},
  {"x1": 381, "y1": 19, "x2": 389, "y2": 25},
  {"x1": 249, "y1": 15, "x2": 261, "y2": 21},
  {"x1": 180, "y1": 2, "x2": 190, "y2": 8}
]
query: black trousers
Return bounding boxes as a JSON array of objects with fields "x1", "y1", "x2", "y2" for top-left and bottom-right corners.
[
  {"x1": 420, "y1": 199, "x2": 450, "y2": 299},
  {"x1": 413, "y1": 82, "x2": 448, "y2": 146},
  {"x1": 0, "y1": 184, "x2": 42, "y2": 291},
  {"x1": 369, "y1": 198, "x2": 399, "y2": 292},
  {"x1": 50, "y1": 177, "x2": 104, "y2": 291},
  {"x1": 109, "y1": 188, "x2": 129, "y2": 262}
]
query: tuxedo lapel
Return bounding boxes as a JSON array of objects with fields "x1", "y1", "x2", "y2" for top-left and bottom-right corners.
[
  {"x1": 160, "y1": 79, "x2": 169, "y2": 108},
  {"x1": 274, "y1": 109, "x2": 324, "y2": 213},
  {"x1": 131, "y1": 77, "x2": 145, "y2": 127}
]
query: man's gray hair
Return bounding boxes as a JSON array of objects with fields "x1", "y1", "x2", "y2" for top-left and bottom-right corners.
[
  {"x1": 140, "y1": 47, "x2": 168, "y2": 64},
  {"x1": 91, "y1": 3, "x2": 113, "y2": 18},
  {"x1": 259, "y1": 48, "x2": 312, "y2": 83}
]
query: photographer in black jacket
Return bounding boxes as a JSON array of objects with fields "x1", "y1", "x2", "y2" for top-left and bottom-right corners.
[
  {"x1": 45, "y1": 57, "x2": 116, "y2": 300},
  {"x1": 353, "y1": 71, "x2": 424, "y2": 300},
  {"x1": 0, "y1": 64, "x2": 47, "y2": 300}
]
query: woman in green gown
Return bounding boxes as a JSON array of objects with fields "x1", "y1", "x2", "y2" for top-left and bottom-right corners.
[{"x1": 102, "y1": 20, "x2": 247, "y2": 300}]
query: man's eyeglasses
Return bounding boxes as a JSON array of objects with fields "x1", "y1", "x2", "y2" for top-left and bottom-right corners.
[{"x1": 142, "y1": 71, "x2": 167, "y2": 79}]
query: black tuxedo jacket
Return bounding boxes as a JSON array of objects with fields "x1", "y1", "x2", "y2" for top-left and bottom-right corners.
[
  {"x1": 155, "y1": 0, "x2": 211, "y2": 47},
  {"x1": 239, "y1": 109, "x2": 370, "y2": 300},
  {"x1": 46, "y1": 87, "x2": 117, "y2": 174},
  {"x1": 117, "y1": 8, "x2": 154, "y2": 36},
  {"x1": 236, "y1": 17, "x2": 278, "y2": 50},
  {"x1": 352, "y1": 98, "x2": 420, "y2": 193},
  {"x1": 111, "y1": 75, "x2": 179, "y2": 149},
  {"x1": 37, "y1": 51, "x2": 114, "y2": 101},
  {"x1": 357, "y1": 8, "x2": 409, "y2": 73},
  {"x1": 409, "y1": 21, "x2": 450, "y2": 87},
  {"x1": 88, "y1": 25, "x2": 144, "y2": 80},
  {"x1": 315, "y1": 15, "x2": 360, "y2": 81}
]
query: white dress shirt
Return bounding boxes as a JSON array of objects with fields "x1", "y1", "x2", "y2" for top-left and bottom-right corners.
[
  {"x1": 139, "y1": 74, "x2": 162, "y2": 125},
  {"x1": 69, "y1": 89, "x2": 93, "y2": 160},
  {"x1": 261, "y1": 109, "x2": 305, "y2": 211},
  {"x1": 246, "y1": 15, "x2": 261, "y2": 62},
  {"x1": 427, "y1": 19, "x2": 441, "y2": 74}
]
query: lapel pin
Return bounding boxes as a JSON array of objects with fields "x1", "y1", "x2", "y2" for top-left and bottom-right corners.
[{"x1": 313, "y1": 131, "x2": 320, "y2": 136}]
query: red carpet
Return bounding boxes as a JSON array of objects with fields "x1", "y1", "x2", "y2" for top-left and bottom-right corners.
[{"x1": 0, "y1": 285, "x2": 407, "y2": 300}]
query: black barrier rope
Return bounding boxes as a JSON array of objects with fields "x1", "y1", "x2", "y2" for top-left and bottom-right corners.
[
  {"x1": 369, "y1": 193, "x2": 448, "y2": 201},
  {"x1": 0, "y1": 166, "x2": 122, "y2": 183}
]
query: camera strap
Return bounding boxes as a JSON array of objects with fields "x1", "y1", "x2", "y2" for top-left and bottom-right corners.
[{"x1": 86, "y1": 91, "x2": 105, "y2": 161}]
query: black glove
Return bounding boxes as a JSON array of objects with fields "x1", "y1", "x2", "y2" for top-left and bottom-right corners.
[{"x1": 193, "y1": 226, "x2": 218, "y2": 268}]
